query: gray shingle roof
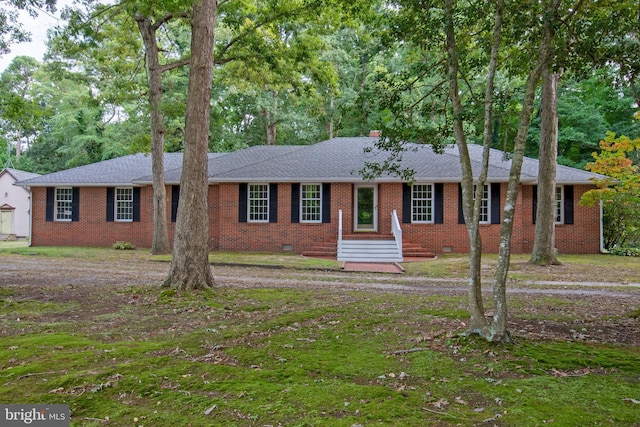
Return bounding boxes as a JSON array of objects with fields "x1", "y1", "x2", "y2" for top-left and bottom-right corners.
[
  {"x1": 1, "y1": 168, "x2": 40, "y2": 182},
  {"x1": 15, "y1": 137, "x2": 605, "y2": 187},
  {"x1": 15, "y1": 153, "x2": 186, "y2": 187},
  {"x1": 207, "y1": 137, "x2": 603, "y2": 184}
]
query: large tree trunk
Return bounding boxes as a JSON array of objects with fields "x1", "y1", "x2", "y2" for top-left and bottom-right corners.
[
  {"x1": 135, "y1": 13, "x2": 171, "y2": 255},
  {"x1": 163, "y1": 0, "x2": 217, "y2": 290},
  {"x1": 530, "y1": 68, "x2": 561, "y2": 265}
]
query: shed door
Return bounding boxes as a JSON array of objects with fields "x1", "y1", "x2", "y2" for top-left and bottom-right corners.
[{"x1": 0, "y1": 210, "x2": 13, "y2": 234}]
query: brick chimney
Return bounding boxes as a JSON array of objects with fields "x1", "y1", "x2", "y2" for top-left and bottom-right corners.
[{"x1": 369, "y1": 130, "x2": 381, "y2": 137}]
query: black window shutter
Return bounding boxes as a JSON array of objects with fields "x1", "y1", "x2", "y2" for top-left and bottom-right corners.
[
  {"x1": 71, "y1": 187, "x2": 80, "y2": 222},
  {"x1": 238, "y1": 183, "x2": 247, "y2": 223},
  {"x1": 491, "y1": 183, "x2": 501, "y2": 224},
  {"x1": 532, "y1": 185, "x2": 537, "y2": 224},
  {"x1": 106, "y1": 188, "x2": 114, "y2": 222},
  {"x1": 458, "y1": 184, "x2": 465, "y2": 224},
  {"x1": 46, "y1": 188, "x2": 54, "y2": 222},
  {"x1": 171, "y1": 185, "x2": 180, "y2": 222},
  {"x1": 564, "y1": 185, "x2": 574, "y2": 224},
  {"x1": 402, "y1": 183, "x2": 411, "y2": 223},
  {"x1": 269, "y1": 183, "x2": 278, "y2": 223},
  {"x1": 133, "y1": 187, "x2": 141, "y2": 222},
  {"x1": 291, "y1": 184, "x2": 300, "y2": 223},
  {"x1": 434, "y1": 183, "x2": 444, "y2": 224},
  {"x1": 322, "y1": 183, "x2": 331, "y2": 223}
]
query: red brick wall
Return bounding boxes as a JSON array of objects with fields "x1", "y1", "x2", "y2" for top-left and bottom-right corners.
[
  {"x1": 397, "y1": 183, "x2": 600, "y2": 254},
  {"x1": 555, "y1": 185, "x2": 601, "y2": 254},
  {"x1": 30, "y1": 186, "x2": 155, "y2": 247},
  {"x1": 29, "y1": 181, "x2": 602, "y2": 254},
  {"x1": 215, "y1": 182, "x2": 348, "y2": 253}
]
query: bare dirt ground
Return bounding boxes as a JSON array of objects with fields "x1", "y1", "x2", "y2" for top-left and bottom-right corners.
[{"x1": 1, "y1": 254, "x2": 639, "y2": 345}]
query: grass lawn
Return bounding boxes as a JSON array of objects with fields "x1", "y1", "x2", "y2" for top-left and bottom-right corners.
[{"x1": 0, "y1": 244, "x2": 639, "y2": 426}]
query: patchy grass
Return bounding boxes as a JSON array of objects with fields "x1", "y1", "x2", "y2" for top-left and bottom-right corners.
[
  {"x1": 1, "y1": 283, "x2": 639, "y2": 426},
  {"x1": 2, "y1": 242, "x2": 639, "y2": 283},
  {"x1": 404, "y1": 253, "x2": 640, "y2": 283},
  {"x1": 0, "y1": 243, "x2": 152, "y2": 262},
  {"x1": 1, "y1": 245, "x2": 639, "y2": 425}
]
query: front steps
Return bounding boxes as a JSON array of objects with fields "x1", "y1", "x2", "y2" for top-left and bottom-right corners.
[
  {"x1": 338, "y1": 239, "x2": 402, "y2": 262},
  {"x1": 302, "y1": 235, "x2": 436, "y2": 261}
]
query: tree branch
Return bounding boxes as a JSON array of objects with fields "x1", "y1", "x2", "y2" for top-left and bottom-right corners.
[
  {"x1": 216, "y1": 2, "x2": 320, "y2": 64},
  {"x1": 159, "y1": 57, "x2": 190, "y2": 73},
  {"x1": 152, "y1": 13, "x2": 190, "y2": 31}
]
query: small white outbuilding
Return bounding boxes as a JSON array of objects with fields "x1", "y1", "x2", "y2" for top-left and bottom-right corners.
[{"x1": 0, "y1": 168, "x2": 40, "y2": 239}]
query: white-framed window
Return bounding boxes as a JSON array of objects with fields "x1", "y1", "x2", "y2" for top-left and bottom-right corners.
[
  {"x1": 55, "y1": 187, "x2": 73, "y2": 221},
  {"x1": 249, "y1": 184, "x2": 269, "y2": 222},
  {"x1": 115, "y1": 187, "x2": 134, "y2": 222},
  {"x1": 476, "y1": 184, "x2": 490, "y2": 224},
  {"x1": 412, "y1": 184, "x2": 433, "y2": 223},
  {"x1": 555, "y1": 186, "x2": 564, "y2": 223},
  {"x1": 301, "y1": 184, "x2": 322, "y2": 223}
]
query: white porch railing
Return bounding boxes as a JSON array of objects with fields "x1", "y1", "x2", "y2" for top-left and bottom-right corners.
[
  {"x1": 338, "y1": 209, "x2": 343, "y2": 255},
  {"x1": 391, "y1": 209, "x2": 403, "y2": 257},
  {"x1": 337, "y1": 209, "x2": 403, "y2": 262}
]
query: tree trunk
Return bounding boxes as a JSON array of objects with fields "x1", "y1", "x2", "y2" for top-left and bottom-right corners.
[
  {"x1": 445, "y1": 0, "x2": 559, "y2": 343},
  {"x1": 14, "y1": 131, "x2": 21, "y2": 158},
  {"x1": 265, "y1": 90, "x2": 278, "y2": 145},
  {"x1": 530, "y1": 68, "x2": 561, "y2": 265},
  {"x1": 328, "y1": 94, "x2": 334, "y2": 139},
  {"x1": 489, "y1": 0, "x2": 560, "y2": 343},
  {"x1": 135, "y1": 13, "x2": 171, "y2": 255},
  {"x1": 358, "y1": 60, "x2": 369, "y2": 136},
  {"x1": 163, "y1": 0, "x2": 217, "y2": 291},
  {"x1": 444, "y1": 0, "x2": 490, "y2": 336}
]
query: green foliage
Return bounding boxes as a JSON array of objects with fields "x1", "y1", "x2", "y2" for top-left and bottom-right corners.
[
  {"x1": 526, "y1": 71, "x2": 639, "y2": 168},
  {"x1": 0, "y1": 56, "x2": 52, "y2": 161},
  {"x1": 112, "y1": 241, "x2": 136, "y2": 250},
  {"x1": 0, "y1": 1, "x2": 57, "y2": 55},
  {"x1": 580, "y1": 122, "x2": 640, "y2": 249},
  {"x1": 609, "y1": 246, "x2": 640, "y2": 257}
]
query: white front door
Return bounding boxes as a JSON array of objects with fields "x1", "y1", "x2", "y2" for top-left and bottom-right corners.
[
  {"x1": 354, "y1": 185, "x2": 377, "y2": 232},
  {"x1": 0, "y1": 210, "x2": 13, "y2": 234}
]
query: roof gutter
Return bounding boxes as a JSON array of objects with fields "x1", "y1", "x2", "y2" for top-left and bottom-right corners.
[
  {"x1": 27, "y1": 187, "x2": 32, "y2": 247},
  {"x1": 14, "y1": 183, "x2": 146, "y2": 188},
  {"x1": 599, "y1": 197, "x2": 606, "y2": 254}
]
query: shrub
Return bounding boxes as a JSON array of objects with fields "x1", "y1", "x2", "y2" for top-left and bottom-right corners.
[
  {"x1": 609, "y1": 245, "x2": 640, "y2": 257},
  {"x1": 113, "y1": 241, "x2": 136, "y2": 250}
]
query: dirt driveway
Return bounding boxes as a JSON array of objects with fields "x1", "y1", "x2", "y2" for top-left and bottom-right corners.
[{"x1": 1, "y1": 254, "x2": 639, "y2": 345}]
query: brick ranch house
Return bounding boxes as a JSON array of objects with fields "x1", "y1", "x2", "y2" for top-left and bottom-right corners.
[{"x1": 16, "y1": 136, "x2": 604, "y2": 261}]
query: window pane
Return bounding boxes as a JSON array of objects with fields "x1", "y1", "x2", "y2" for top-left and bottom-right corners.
[
  {"x1": 480, "y1": 184, "x2": 489, "y2": 223},
  {"x1": 412, "y1": 184, "x2": 432, "y2": 222},
  {"x1": 473, "y1": 184, "x2": 490, "y2": 223},
  {"x1": 555, "y1": 186, "x2": 563, "y2": 223},
  {"x1": 301, "y1": 184, "x2": 321, "y2": 222},
  {"x1": 55, "y1": 188, "x2": 73, "y2": 221},
  {"x1": 116, "y1": 188, "x2": 134, "y2": 222},
  {"x1": 249, "y1": 184, "x2": 269, "y2": 222}
]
